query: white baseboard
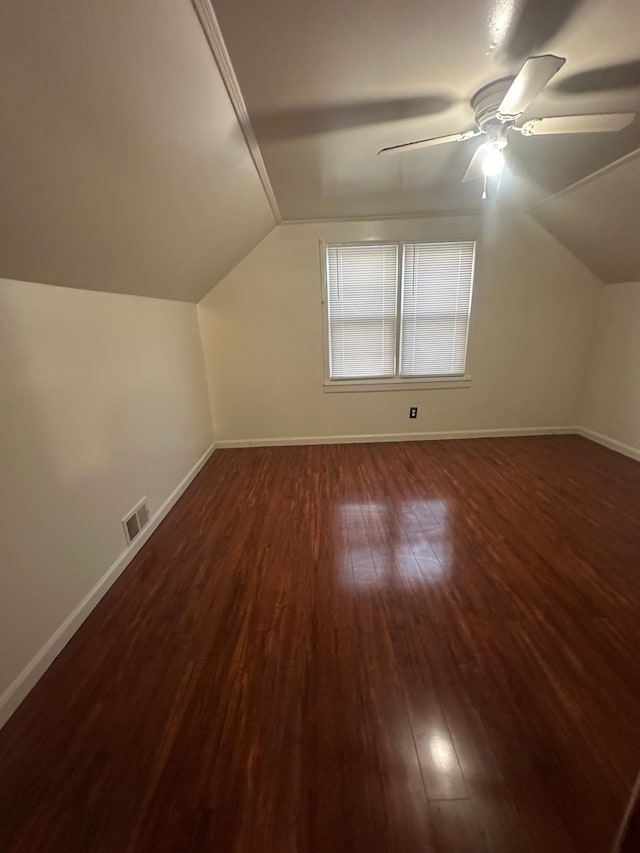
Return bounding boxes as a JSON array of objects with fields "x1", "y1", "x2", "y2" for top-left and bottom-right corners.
[
  {"x1": 0, "y1": 442, "x2": 216, "y2": 731},
  {"x1": 218, "y1": 426, "x2": 640, "y2": 463},
  {"x1": 216, "y1": 426, "x2": 574, "y2": 448},
  {"x1": 576, "y1": 427, "x2": 640, "y2": 462}
]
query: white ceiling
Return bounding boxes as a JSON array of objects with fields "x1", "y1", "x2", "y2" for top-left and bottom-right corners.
[
  {"x1": 213, "y1": 0, "x2": 640, "y2": 221},
  {"x1": 532, "y1": 148, "x2": 640, "y2": 283},
  {"x1": 1, "y1": 0, "x2": 640, "y2": 300},
  {"x1": 0, "y1": 0, "x2": 275, "y2": 301}
]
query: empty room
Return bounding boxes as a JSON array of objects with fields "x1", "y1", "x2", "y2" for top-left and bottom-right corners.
[{"x1": 1, "y1": 1, "x2": 639, "y2": 851}]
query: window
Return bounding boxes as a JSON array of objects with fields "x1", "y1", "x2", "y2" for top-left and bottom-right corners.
[
  {"x1": 325, "y1": 243, "x2": 398, "y2": 379},
  {"x1": 324, "y1": 240, "x2": 476, "y2": 387}
]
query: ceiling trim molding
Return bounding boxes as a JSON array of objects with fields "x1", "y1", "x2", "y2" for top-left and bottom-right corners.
[
  {"x1": 280, "y1": 207, "x2": 522, "y2": 224},
  {"x1": 192, "y1": 0, "x2": 282, "y2": 223},
  {"x1": 530, "y1": 143, "x2": 640, "y2": 212}
]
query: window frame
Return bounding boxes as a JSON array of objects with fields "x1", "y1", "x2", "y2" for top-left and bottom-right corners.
[{"x1": 320, "y1": 239, "x2": 475, "y2": 393}]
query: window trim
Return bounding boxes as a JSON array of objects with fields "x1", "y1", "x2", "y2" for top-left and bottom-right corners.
[
  {"x1": 323, "y1": 375, "x2": 472, "y2": 393},
  {"x1": 320, "y1": 239, "x2": 475, "y2": 393}
]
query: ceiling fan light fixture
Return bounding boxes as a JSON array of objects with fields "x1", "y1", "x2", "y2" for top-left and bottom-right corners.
[{"x1": 482, "y1": 145, "x2": 505, "y2": 177}]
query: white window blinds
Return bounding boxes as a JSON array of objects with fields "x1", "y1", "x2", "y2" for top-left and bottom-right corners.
[
  {"x1": 400, "y1": 241, "x2": 475, "y2": 377},
  {"x1": 326, "y1": 243, "x2": 398, "y2": 379},
  {"x1": 324, "y1": 240, "x2": 475, "y2": 381}
]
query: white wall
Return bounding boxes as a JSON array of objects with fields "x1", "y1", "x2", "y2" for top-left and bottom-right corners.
[
  {"x1": 0, "y1": 278, "x2": 213, "y2": 713},
  {"x1": 198, "y1": 213, "x2": 602, "y2": 442},
  {"x1": 580, "y1": 282, "x2": 640, "y2": 456}
]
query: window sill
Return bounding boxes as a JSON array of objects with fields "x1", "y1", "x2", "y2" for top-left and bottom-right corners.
[{"x1": 323, "y1": 375, "x2": 472, "y2": 393}]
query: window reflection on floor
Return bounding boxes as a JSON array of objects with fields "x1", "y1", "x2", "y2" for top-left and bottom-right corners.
[
  {"x1": 336, "y1": 498, "x2": 451, "y2": 586},
  {"x1": 428, "y1": 733, "x2": 457, "y2": 772}
]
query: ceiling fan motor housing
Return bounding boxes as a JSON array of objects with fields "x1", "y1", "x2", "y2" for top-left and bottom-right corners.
[{"x1": 471, "y1": 78, "x2": 517, "y2": 130}]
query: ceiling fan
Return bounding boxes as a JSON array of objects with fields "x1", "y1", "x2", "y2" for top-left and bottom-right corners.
[{"x1": 378, "y1": 55, "x2": 635, "y2": 190}]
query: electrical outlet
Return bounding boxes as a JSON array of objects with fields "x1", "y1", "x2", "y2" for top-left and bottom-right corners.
[{"x1": 409, "y1": 406, "x2": 418, "y2": 419}]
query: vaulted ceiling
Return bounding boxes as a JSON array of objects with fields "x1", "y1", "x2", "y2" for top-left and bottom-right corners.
[
  {"x1": 1, "y1": 0, "x2": 640, "y2": 301},
  {"x1": 532, "y1": 148, "x2": 640, "y2": 283},
  {"x1": 0, "y1": 0, "x2": 275, "y2": 301}
]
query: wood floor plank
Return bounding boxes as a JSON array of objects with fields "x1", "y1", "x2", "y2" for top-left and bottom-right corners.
[
  {"x1": 431, "y1": 799, "x2": 487, "y2": 853},
  {"x1": 0, "y1": 435, "x2": 638, "y2": 852}
]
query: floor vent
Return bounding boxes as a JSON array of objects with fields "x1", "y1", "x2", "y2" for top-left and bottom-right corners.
[{"x1": 122, "y1": 498, "x2": 150, "y2": 545}]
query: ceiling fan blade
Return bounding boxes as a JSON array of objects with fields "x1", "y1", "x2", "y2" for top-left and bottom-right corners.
[
  {"x1": 378, "y1": 129, "x2": 480, "y2": 155},
  {"x1": 461, "y1": 144, "x2": 488, "y2": 182},
  {"x1": 498, "y1": 54, "x2": 566, "y2": 118},
  {"x1": 520, "y1": 113, "x2": 635, "y2": 135}
]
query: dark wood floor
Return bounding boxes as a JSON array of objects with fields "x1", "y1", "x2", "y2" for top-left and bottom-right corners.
[
  {"x1": 616, "y1": 772, "x2": 640, "y2": 853},
  {"x1": 0, "y1": 436, "x2": 639, "y2": 853}
]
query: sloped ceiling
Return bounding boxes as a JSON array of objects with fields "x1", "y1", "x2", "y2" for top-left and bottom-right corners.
[
  {"x1": 532, "y1": 148, "x2": 640, "y2": 283},
  {"x1": 2, "y1": 0, "x2": 640, "y2": 299},
  {"x1": 212, "y1": 0, "x2": 640, "y2": 221},
  {"x1": 0, "y1": 0, "x2": 275, "y2": 302}
]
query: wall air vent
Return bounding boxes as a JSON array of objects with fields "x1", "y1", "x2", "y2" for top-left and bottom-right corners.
[{"x1": 122, "y1": 497, "x2": 150, "y2": 546}]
